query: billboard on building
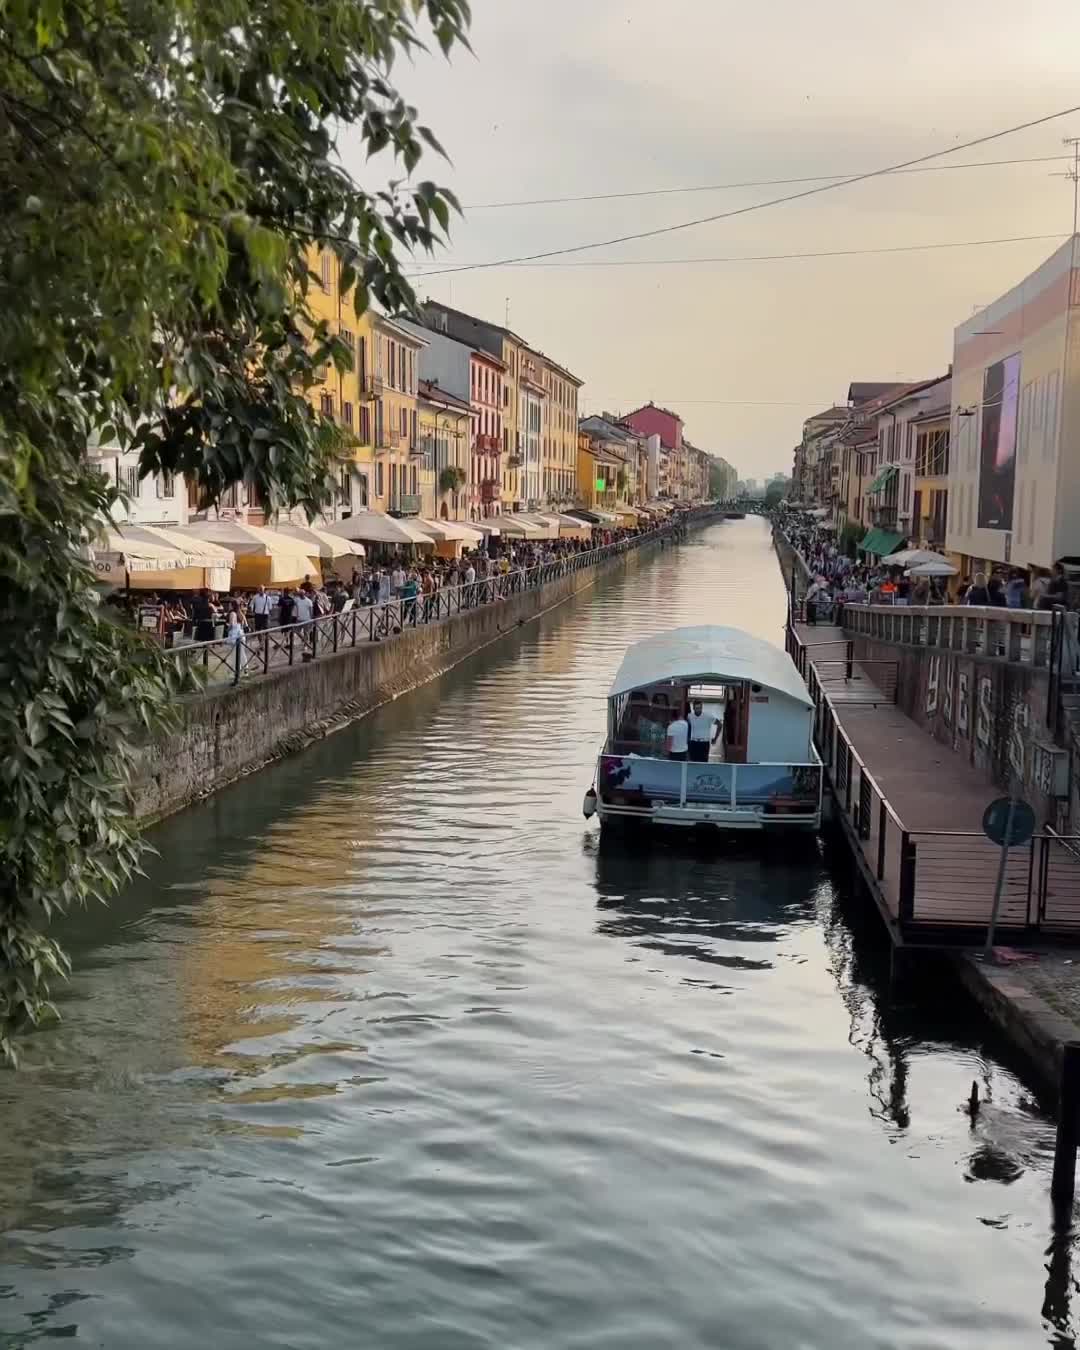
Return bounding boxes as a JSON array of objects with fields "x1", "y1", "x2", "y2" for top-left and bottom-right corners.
[{"x1": 977, "y1": 352, "x2": 1021, "y2": 530}]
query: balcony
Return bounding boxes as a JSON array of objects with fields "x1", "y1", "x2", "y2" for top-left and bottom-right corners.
[
  {"x1": 361, "y1": 373, "x2": 385, "y2": 400},
  {"x1": 480, "y1": 478, "x2": 499, "y2": 502},
  {"x1": 475, "y1": 433, "x2": 500, "y2": 453}
]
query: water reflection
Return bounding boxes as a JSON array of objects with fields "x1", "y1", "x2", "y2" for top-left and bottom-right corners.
[{"x1": 0, "y1": 520, "x2": 1074, "y2": 1350}]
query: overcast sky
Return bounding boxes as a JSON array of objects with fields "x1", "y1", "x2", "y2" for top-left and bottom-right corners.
[{"x1": 342, "y1": 0, "x2": 1080, "y2": 480}]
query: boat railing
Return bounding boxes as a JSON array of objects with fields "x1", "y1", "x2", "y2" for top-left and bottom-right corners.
[{"x1": 597, "y1": 750, "x2": 822, "y2": 812}]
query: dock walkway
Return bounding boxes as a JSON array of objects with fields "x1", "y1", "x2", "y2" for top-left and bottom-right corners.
[{"x1": 789, "y1": 621, "x2": 1080, "y2": 946}]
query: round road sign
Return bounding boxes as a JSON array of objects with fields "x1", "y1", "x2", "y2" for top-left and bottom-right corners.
[{"x1": 982, "y1": 797, "x2": 1036, "y2": 848}]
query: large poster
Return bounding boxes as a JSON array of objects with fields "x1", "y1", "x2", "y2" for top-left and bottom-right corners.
[{"x1": 977, "y1": 352, "x2": 1021, "y2": 530}]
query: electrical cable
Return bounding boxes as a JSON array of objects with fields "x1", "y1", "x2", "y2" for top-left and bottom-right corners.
[
  {"x1": 410, "y1": 104, "x2": 1080, "y2": 278},
  {"x1": 405, "y1": 232, "x2": 1066, "y2": 273},
  {"x1": 465, "y1": 155, "x2": 1074, "y2": 210}
]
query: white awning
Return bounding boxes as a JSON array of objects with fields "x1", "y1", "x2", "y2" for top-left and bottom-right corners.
[
  {"x1": 479, "y1": 516, "x2": 539, "y2": 535},
  {"x1": 413, "y1": 518, "x2": 486, "y2": 543},
  {"x1": 183, "y1": 520, "x2": 319, "y2": 560},
  {"x1": 324, "y1": 512, "x2": 434, "y2": 547},
  {"x1": 94, "y1": 525, "x2": 234, "y2": 574},
  {"x1": 273, "y1": 522, "x2": 366, "y2": 558},
  {"x1": 608, "y1": 625, "x2": 813, "y2": 707}
]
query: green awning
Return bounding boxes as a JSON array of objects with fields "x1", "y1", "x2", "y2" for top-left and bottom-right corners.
[
  {"x1": 859, "y1": 528, "x2": 904, "y2": 558},
  {"x1": 867, "y1": 464, "x2": 899, "y2": 495}
]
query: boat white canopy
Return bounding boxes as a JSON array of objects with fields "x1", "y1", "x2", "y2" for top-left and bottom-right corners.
[{"x1": 608, "y1": 625, "x2": 813, "y2": 708}]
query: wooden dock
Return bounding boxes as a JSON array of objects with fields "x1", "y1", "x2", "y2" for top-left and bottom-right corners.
[{"x1": 789, "y1": 621, "x2": 1080, "y2": 946}]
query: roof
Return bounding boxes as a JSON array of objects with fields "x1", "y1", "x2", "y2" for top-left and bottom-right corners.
[
  {"x1": 804, "y1": 405, "x2": 849, "y2": 424},
  {"x1": 848, "y1": 382, "x2": 906, "y2": 404},
  {"x1": 418, "y1": 379, "x2": 471, "y2": 413},
  {"x1": 621, "y1": 402, "x2": 685, "y2": 428},
  {"x1": 419, "y1": 300, "x2": 582, "y2": 385},
  {"x1": 608, "y1": 625, "x2": 812, "y2": 708}
]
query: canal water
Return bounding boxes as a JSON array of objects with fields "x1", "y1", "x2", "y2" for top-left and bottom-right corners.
[{"x1": 0, "y1": 519, "x2": 1073, "y2": 1349}]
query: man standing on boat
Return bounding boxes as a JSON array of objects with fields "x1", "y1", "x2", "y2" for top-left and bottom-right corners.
[
  {"x1": 687, "y1": 700, "x2": 720, "y2": 762},
  {"x1": 666, "y1": 708, "x2": 690, "y2": 762}
]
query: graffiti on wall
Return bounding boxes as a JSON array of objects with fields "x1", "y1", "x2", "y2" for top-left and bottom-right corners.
[
  {"x1": 976, "y1": 676, "x2": 993, "y2": 748},
  {"x1": 943, "y1": 658, "x2": 954, "y2": 727},
  {"x1": 957, "y1": 671, "x2": 970, "y2": 737},
  {"x1": 926, "y1": 654, "x2": 940, "y2": 716}
]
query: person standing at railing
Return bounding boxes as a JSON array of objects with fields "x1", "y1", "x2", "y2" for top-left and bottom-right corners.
[
  {"x1": 250, "y1": 585, "x2": 273, "y2": 633},
  {"x1": 391, "y1": 561, "x2": 406, "y2": 598},
  {"x1": 191, "y1": 589, "x2": 217, "y2": 643},
  {"x1": 804, "y1": 576, "x2": 825, "y2": 626},
  {"x1": 401, "y1": 569, "x2": 420, "y2": 625},
  {"x1": 464, "y1": 558, "x2": 476, "y2": 609},
  {"x1": 966, "y1": 572, "x2": 991, "y2": 606}
]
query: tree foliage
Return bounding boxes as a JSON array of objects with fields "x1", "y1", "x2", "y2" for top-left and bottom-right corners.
[{"x1": 0, "y1": 0, "x2": 469, "y2": 1060}]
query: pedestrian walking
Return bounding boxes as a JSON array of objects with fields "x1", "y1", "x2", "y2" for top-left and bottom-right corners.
[{"x1": 250, "y1": 585, "x2": 273, "y2": 632}]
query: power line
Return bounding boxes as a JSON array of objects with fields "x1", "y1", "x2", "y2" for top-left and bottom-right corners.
[
  {"x1": 465, "y1": 155, "x2": 1074, "y2": 211},
  {"x1": 411, "y1": 103, "x2": 1080, "y2": 279},
  {"x1": 406, "y1": 232, "x2": 1065, "y2": 274}
]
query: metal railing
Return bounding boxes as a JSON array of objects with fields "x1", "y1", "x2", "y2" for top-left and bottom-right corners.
[{"x1": 171, "y1": 519, "x2": 694, "y2": 689}]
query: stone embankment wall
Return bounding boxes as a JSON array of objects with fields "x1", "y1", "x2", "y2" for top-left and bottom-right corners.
[{"x1": 135, "y1": 536, "x2": 673, "y2": 823}]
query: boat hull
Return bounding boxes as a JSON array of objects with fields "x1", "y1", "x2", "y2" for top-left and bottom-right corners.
[{"x1": 597, "y1": 802, "x2": 820, "y2": 832}]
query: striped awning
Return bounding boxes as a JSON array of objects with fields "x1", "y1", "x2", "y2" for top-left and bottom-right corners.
[{"x1": 867, "y1": 464, "x2": 898, "y2": 495}]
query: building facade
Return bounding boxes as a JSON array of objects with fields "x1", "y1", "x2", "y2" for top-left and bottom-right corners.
[
  {"x1": 947, "y1": 237, "x2": 1080, "y2": 572},
  {"x1": 418, "y1": 380, "x2": 471, "y2": 521},
  {"x1": 417, "y1": 301, "x2": 582, "y2": 515},
  {"x1": 470, "y1": 349, "x2": 505, "y2": 519}
]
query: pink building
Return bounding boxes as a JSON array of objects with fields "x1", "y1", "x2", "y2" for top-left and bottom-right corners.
[
  {"x1": 621, "y1": 402, "x2": 683, "y2": 451},
  {"x1": 470, "y1": 350, "x2": 505, "y2": 520}
]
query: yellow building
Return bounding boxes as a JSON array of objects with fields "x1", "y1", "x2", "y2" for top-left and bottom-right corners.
[
  {"x1": 304, "y1": 248, "x2": 426, "y2": 518},
  {"x1": 577, "y1": 433, "x2": 626, "y2": 514},
  {"x1": 540, "y1": 356, "x2": 583, "y2": 510}
]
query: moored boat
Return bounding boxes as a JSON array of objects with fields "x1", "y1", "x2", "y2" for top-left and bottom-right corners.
[{"x1": 584, "y1": 625, "x2": 822, "y2": 833}]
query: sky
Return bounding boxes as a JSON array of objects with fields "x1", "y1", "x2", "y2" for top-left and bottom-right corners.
[{"x1": 340, "y1": 0, "x2": 1080, "y2": 481}]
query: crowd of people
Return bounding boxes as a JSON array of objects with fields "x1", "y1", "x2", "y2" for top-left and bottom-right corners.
[
  {"x1": 775, "y1": 507, "x2": 1073, "y2": 623},
  {"x1": 105, "y1": 521, "x2": 678, "y2": 649}
]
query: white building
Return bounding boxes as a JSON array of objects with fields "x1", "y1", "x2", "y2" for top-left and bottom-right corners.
[
  {"x1": 89, "y1": 445, "x2": 188, "y2": 527},
  {"x1": 947, "y1": 237, "x2": 1080, "y2": 571}
]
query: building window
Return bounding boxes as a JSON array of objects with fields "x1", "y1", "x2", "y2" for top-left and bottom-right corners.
[
  {"x1": 376, "y1": 462, "x2": 384, "y2": 498},
  {"x1": 410, "y1": 409, "x2": 418, "y2": 446},
  {"x1": 341, "y1": 401, "x2": 353, "y2": 429},
  {"x1": 375, "y1": 399, "x2": 384, "y2": 447},
  {"x1": 400, "y1": 406, "x2": 408, "y2": 437},
  {"x1": 357, "y1": 473, "x2": 369, "y2": 508},
  {"x1": 156, "y1": 470, "x2": 175, "y2": 499},
  {"x1": 320, "y1": 252, "x2": 332, "y2": 291},
  {"x1": 339, "y1": 326, "x2": 353, "y2": 351},
  {"x1": 320, "y1": 392, "x2": 334, "y2": 418},
  {"x1": 411, "y1": 465, "x2": 418, "y2": 495},
  {"x1": 338, "y1": 466, "x2": 351, "y2": 505},
  {"x1": 121, "y1": 464, "x2": 140, "y2": 497},
  {"x1": 359, "y1": 405, "x2": 371, "y2": 444}
]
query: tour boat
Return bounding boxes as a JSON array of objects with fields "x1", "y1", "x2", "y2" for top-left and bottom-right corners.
[{"x1": 583, "y1": 625, "x2": 822, "y2": 833}]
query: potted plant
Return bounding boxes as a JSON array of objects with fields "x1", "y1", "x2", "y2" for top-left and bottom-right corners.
[{"x1": 439, "y1": 465, "x2": 466, "y2": 494}]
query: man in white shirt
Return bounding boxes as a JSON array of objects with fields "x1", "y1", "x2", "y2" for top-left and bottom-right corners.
[
  {"x1": 294, "y1": 590, "x2": 314, "y2": 625},
  {"x1": 391, "y1": 563, "x2": 406, "y2": 597},
  {"x1": 464, "y1": 561, "x2": 476, "y2": 607},
  {"x1": 687, "y1": 699, "x2": 720, "y2": 762},
  {"x1": 666, "y1": 709, "x2": 690, "y2": 762},
  {"x1": 249, "y1": 585, "x2": 274, "y2": 632}
]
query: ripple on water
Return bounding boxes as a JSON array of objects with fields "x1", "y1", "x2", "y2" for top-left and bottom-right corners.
[{"x1": 0, "y1": 522, "x2": 1069, "y2": 1350}]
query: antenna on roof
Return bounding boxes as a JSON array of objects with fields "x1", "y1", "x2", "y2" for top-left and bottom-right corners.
[{"x1": 505, "y1": 297, "x2": 510, "y2": 328}]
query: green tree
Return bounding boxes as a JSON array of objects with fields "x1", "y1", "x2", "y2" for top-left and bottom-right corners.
[{"x1": 0, "y1": 0, "x2": 470, "y2": 1061}]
